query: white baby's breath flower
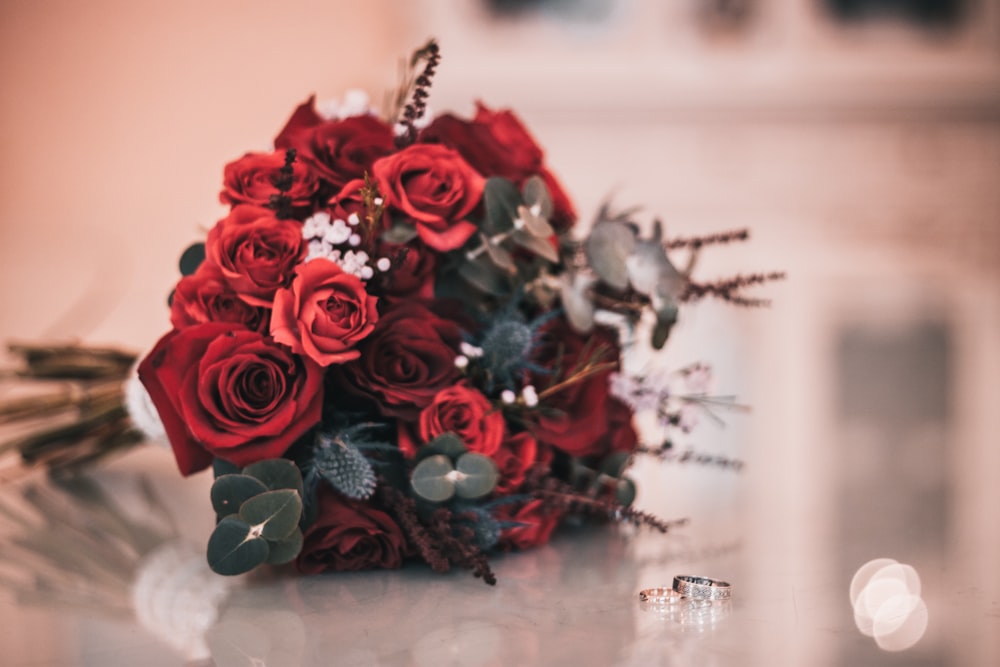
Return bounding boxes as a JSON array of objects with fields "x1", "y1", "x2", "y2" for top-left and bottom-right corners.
[
  {"x1": 347, "y1": 212, "x2": 360, "y2": 226},
  {"x1": 454, "y1": 355, "x2": 469, "y2": 370},
  {"x1": 348, "y1": 233, "x2": 362, "y2": 247},
  {"x1": 305, "y1": 239, "x2": 332, "y2": 263},
  {"x1": 333, "y1": 249, "x2": 371, "y2": 278},
  {"x1": 521, "y1": 385, "x2": 539, "y2": 408},
  {"x1": 315, "y1": 98, "x2": 341, "y2": 121},
  {"x1": 338, "y1": 89, "x2": 372, "y2": 118},
  {"x1": 360, "y1": 266, "x2": 374, "y2": 280},
  {"x1": 322, "y1": 218, "x2": 352, "y2": 245},
  {"x1": 376, "y1": 257, "x2": 391, "y2": 272},
  {"x1": 302, "y1": 211, "x2": 332, "y2": 239},
  {"x1": 501, "y1": 390, "x2": 516, "y2": 405},
  {"x1": 460, "y1": 342, "x2": 483, "y2": 358}
]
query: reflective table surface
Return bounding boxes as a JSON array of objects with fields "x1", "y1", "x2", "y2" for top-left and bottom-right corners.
[{"x1": 1, "y1": 444, "x2": 997, "y2": 667}]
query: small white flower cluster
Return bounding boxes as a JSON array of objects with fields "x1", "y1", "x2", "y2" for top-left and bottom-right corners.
[
  {"x1": 316, "y1": 89, "x2": 376, "y2": 121},
  {"x1": 500, "y1": 385, "x2": 538, "y2": 408},
  {"x1": 302, "y1": 211, "x2": 390, "y2": 281},
  {"x1": 453, "y1": 342, "x2": 483, "y2": 370}
]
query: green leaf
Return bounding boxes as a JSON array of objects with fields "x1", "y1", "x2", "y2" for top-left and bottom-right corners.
[
  {"x1": 481, "y1": 234, "x2": 517, "y2": 273},
  {"x1": 238, "y1": 489, "x2": 303, "y2": 541},
  {"x1": 266, "y1": 528, "x2": 303, "y2": 565},
  {"x1": 516, "y1": 203, "x2": 554, "y2": 239},
  {"x1": 511, "y1": 228, "x2": 558, "y2": 263},
  {"x1": 242, "y1": 459, "x2": 304, "y2": 495},
  {"x1": 422, "y1": 432, "x2": 467, "y2": 461},
  {"x1": 598, "y1": 451, "x2": 632, "y2": 479},
  {"x1": 522, "y1": 176, "x2": 553, "y2": 220},
  {"x1": 482, "y1": 177, "x2": 521, "y2": 235},
  {"x1": 586, "y1": 221, "x2": 636, "y2": 291},
  {"x1": 382, "y1": 219, "x2": 419, "y2": 244},
  {"x1": 454, "y1": 453, "x2": 499, "y2": 500},
  {"x1": 207, "y1": 516, "x2": 269, "y2": 576},
  {"x1": 211, "y1": 474, "x2": 269, "y2": 518},
  {"x1": 458, "y1": 256, "x2": 510, "y2": 296},
  {"x1": 213, "y1": 458, "x2": 241, "y2": 478},
  {"x1": 410, "y1": 454, "x2": 455, "y2": 503},
  {"x1": 179, "y1": 242, "x2": 205, "y2": 276},
  {"x1": 615, "y1": 477, "x2": 637, "y2": 507}
]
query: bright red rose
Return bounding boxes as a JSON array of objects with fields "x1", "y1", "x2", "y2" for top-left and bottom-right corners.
[
  {"x1": 137, "y1": 322, "x2": 323, "y2": 476},
  {"x1": 327, "y1": 178, "x2": 386, "y2": 230},
  {"x1": 219, "y1": 150, "x2": 319, "y2": 212},
  {"x1": 206, "y1": 206, "x2": 305, "y2": 307},
  {"x1": 170, "y1": 261, "x2": 269, "y2": 333},
  {"x1": 497, "y1": 499, "x2": 562, "y2": 550},
  {"x1": 275, "y1": 100, "x2": 395, "y2": 191},
  {"x1": 418, "y1": 384, "x2": 504, "y2": 456},
  {"x1": 270, "y1": 258, "x2": 378, "y2": 366},
  {"x1": 334, "y1": 302, "x2": 462, "y2": 419},
  {"x1": 420, "y1": 102, "x2": 576, "y2": 230},
  {"x1": 530, "y1": 319, "x2": 633, "y2": 458},
  {"x1": 297, "y1": 486, "x2": 407, "y2": 574},
  {"x1": 493, "y1": 431, "x2": 538, "y2": 494},
  {"x1": 372, "y1": 144, "x2": 485, "y2": 252}
]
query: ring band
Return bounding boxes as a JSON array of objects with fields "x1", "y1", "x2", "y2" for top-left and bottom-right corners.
[
  {"x1": 672, "y1": 575, "x2": 732, "y2": 601},
  {"x1": 638, "y1": 587, "x2": 683, "y2": 604}
]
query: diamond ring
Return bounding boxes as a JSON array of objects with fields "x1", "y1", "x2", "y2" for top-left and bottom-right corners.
[{"x1": 672, "y1": 575, "x2": 732, "y2": 601}]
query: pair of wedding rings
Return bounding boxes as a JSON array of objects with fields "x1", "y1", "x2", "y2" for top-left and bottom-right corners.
[{"x1": 638, "y1": 575, "x2": 732, "y2": 605}]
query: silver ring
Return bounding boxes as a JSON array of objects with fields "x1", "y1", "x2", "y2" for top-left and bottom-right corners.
[
  {"x1": 638, "y1": 587, "x2": 683, "y2": 605},
  {"x1": 672, "y1": 575, "x2": 732, "y2": 601}
]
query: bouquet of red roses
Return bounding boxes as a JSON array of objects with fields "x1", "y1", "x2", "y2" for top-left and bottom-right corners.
[{"x1": 136, "y1": 41, "x2": 778, "y2": 583}]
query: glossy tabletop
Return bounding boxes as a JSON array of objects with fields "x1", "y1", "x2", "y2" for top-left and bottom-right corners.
[{"x1": 0, "y1": 444, "x2": 996, "y2": 667}]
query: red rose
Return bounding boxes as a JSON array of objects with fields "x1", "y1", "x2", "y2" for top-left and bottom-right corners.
[
  {"x1": 297, "y1": 486, "x2": 407, "y2": 574},
  {"x1": 137, "y1": 322, "x2": 323, "y2": 476},
  {"x1": 372, "y1": 144, "x2": 485, "y2": 252},
  {"x1": 275, "y1": 99, "x2": 394, "y2": 191},
  {"x1": 493, "y1": 431, "x2": 538, "y2": 494},
  {"x1": 270, "y1": 258, "x2": 379, "y2": 366},
  {"x1": 530, "y1": 319, "x2": 633, "y2": 458},
  {"x1": 418, "y1": 384, "x2": 504, "y2": 456},
  {"x1": 219, "y1": 150, "x2": 319, "y2": 212},
  {"x1": 206, "y1": 205, "x2": 306, "y2": 307},
  {"x1": 170, "y1": 261, "x2": 269, "y2": 333},
  {"x1": 328, "y1": 178, "x2": 385, "y2": 230},
  {"x1": 497, "y1": 499, "x2": 562, "y2": 550},
  {"x1": 375, "y1": 239, "x2": 437, "y2": 301},
  {"x1": 420, "y1": 103, "x2": 576, "y2": 230},
  {"x1": 335, "y1": 302, "x2": 462, "y2": 419}
]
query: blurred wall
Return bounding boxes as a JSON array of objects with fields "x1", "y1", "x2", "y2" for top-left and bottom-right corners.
[{"x1": 0, "y1": 0, "x2": 410, "y2": 350}]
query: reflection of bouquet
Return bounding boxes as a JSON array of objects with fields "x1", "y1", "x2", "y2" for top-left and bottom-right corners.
[{"x1": 137, "y1": 40, "x2": 780, "y2": 582}]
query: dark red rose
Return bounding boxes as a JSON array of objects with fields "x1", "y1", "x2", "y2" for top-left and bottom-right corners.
[
  {"x1": 275, "y1": 99, "x2": 394, "y2": 191},
  {"x1": 219, "y1": 150, "x2": 319, "y2": 212},
  {"x1": 137, "y1": 322, "x2": 323, "y2": 476},
  {"x1": 270, "y1": 258, "x2": 378, "y2": 366},
  {"x1": 497, "y1": 499, "x2": 562, "y2": 550},
  {"x1": 493, "y1": 431, "x2": 538, "y2": 494},
  {"x1": 372, "y1": 144, "x2": 485, "y2": 252},
  {"x1": 375, "y1": 239, "x2": 437, "y2": 301},
  {"x1": 327, "y1": 178, "x2": 385, "y2": 230},
  {"x1": 420, "y1": 102, "x2": 576, "y2": 230},
  {"x1": 335, "y1": 302, "x2": 462, "y2": 419},
  {"x1": 418, "y1": 383, "x2": 504, "y2": 456},
  {"x1": 530, "y1": 319, "x2": 633, "y2": 458},
  {"x1": 297, "y1": 486, "x2": 407, "y2": 574},
  {"x1": 206, "y1": 205, "x2": 306, "y2": 307},
  {"x1": 170, "y1": 261, "x2": 269, "y2": 333}
]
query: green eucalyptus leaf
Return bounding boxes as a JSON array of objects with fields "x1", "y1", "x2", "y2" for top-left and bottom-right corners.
[
  {"x1": 522, "y1": 176, "x2": 553, "y2": 220},
  {"x1": 382, "y1": 219, "x2": 419, "y2": 245},
  {"x1": 211, "y1": 474, "x2": 269, "y2": 518},
  {"x1": 586, "y1": 221, "x2": 636, "y2": 291},
  {"x1": 458, "y1": 256, "x2": 510, "y2": 296},
  {"x1": 560, "y1": 273, "x2": 596, "y2": 333},
  {"x1": 615, "y1": 477, "x2": 637, "y2": 507},
  {"x1": 207, "y1": 516, "x2": 269, "y2": 576},
  {"x1": 516, "y1": 203, "x2": 554, "y2": 239},
  {"x1": 481, "y1": 234, "x2": 518, "y2": 273},
  {"x1": 266, "y1": 528, "x2": 304, "y2": 565},
  {"x1": 410, "y1": 454, "x2": 456, "y2": 503},
  {"x1": 238, "y1": 489, "x2": 303, "y2": 541},
  {"x1": 242, "y1": 459, "x2": 304, "y2": 495},
  {"x1": 483, "y1": 177, "x2": 521, "y2": 235},
  {"x1": 598, "y1": 451, "x2": 633, "y2": 479},
  {"x1": 213, "y1": 458, "x2": 241, "y2": 478},
  {"x1": 179, "y1": 242, "x2": 206, "y2": 276},
  {"x1": 651, "y1": 303, "x2": 679, "y2": 350},
  {"x1": 454, "y1": 453, "x2": 499, "y2": 500},
  {"x1": 424, "y1": 432, "x2": 467, "y2": 460},
  {"x1": 511, "y1": 228, "x2": 559, "y2": 263}
]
